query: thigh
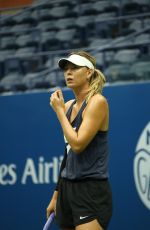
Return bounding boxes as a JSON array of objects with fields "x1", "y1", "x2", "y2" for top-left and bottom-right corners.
[
  {"x1": 76, "y1": 219, "x2": 103, "y2": 230},
  {"x1": 56, "y1": 179, "x2": 74, "y2": 229},
  {"x1": 70, "y1": 179, "x2": 112, "y2": 230}
]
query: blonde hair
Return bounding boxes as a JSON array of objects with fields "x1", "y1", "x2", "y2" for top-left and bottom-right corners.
[{"x1": 70, "y1": 51, "x2": 106, "y2": 102}]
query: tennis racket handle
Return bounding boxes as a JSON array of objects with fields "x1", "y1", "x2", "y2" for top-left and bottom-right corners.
[{"x1": 43, "y1": 212, "x2": 55, "y2": 230}]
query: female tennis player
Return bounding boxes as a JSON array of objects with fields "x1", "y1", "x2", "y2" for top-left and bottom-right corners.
[{"x1": 47, "y1": 51, "x2": 113, "y2": 230}]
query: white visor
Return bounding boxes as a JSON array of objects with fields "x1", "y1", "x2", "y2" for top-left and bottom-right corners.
[{"x1": 58, "y1": 54, "x2": 94, "y2": 70}]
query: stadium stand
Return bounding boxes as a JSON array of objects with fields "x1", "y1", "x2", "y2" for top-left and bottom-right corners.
[{"x1": 0, "y1": 0, "x2": 150, "y2": 94}]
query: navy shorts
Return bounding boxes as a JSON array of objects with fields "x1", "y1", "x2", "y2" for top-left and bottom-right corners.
[{"x1": 55, "y1": 178, "x2": 113, "y2": 230}]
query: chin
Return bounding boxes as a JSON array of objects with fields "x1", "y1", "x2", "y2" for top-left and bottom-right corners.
[{"x1": 66, "y1": 83, "x2": 75, "y2": 88}]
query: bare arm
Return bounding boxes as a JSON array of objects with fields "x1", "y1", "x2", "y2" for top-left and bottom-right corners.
[
  {"x1": 50, "y1": 90, "x2": 108, "y2": 153},
  {"x1": 46, "y1": 190, "x2": 58, "y2": 218}
]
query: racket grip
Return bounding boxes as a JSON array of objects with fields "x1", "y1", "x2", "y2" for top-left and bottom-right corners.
[{"x1": 43, "y1": 212, "x2": 55, "y2": 230}]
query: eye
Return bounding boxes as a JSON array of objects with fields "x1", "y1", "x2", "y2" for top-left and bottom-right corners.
[
  {"x1": 64, "y1": 64, "x2": 81, "y2": 71},
  {"x1": 63, "y1": 66, "x2": 68, "y2": 71},
  {"x1": 71, "y1": 65, "x2": 81, "y2": 70}
]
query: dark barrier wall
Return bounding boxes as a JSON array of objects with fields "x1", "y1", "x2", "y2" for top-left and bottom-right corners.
[{"x1": 0, "y1": 82, "x2": 150, "y2": 230}]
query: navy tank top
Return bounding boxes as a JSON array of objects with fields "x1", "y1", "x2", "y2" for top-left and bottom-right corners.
[{"x1": 61, "y1": 99, "x2": 109, "y2": 180}]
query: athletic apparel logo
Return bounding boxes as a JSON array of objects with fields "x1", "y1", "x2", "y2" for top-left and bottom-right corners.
[
  {"x1": 133, "y1": 122, "x2": 150, "y2": 210},
  {"x1": 80, "y1": 216, "x2": 89, "y2": 220}
]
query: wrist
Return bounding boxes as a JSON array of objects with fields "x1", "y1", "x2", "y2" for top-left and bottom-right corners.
[
  {"x1": 56, "y1": 109, "x2": 65, "y2": 120},
  {"x1": 53, "y1": 191, "x2": 58, "y2": 200}
]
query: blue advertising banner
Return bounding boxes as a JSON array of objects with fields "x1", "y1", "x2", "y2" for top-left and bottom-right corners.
[{"x1": 0, "y1": 82, "x2": 150, "y2": 230}]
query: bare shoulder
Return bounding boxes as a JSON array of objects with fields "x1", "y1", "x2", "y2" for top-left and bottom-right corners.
[
  {"x1": 87, "y1": 94, "x2": 108, "y2": 110},
  {"x1": 65, "y1": 99, "x2": 75, "y2": 113},
  {"x1": 82, "y1": 94, "x2": 109, "y2": 131}
]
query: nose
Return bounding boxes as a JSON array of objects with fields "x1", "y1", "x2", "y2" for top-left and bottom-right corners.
[{"x1": 65, "y1": 68, "x2": 72, "y2": 75}]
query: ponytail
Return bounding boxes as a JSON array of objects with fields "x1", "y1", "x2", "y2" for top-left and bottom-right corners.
[{"x1": 86, "y1": 68, "x2": 106, "y2": 103}]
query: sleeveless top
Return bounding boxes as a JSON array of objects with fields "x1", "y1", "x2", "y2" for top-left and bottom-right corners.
[{"x1": 61, "y1": 100, "x2": 109, "y2": 180}]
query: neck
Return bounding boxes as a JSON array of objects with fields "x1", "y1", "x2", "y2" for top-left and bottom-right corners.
[{"x1": 73, "y1": 86, "x2": 89, "y2": 105}]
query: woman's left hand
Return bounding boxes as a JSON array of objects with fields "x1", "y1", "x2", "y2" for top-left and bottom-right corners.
[{"x1": 50, "y1": 89, "x2": 65, "y2": 114}]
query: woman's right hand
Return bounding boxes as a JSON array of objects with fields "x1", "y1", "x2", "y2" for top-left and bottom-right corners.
[{"x1": 46, "y1": 191, "x2": 58, "y2": 219}]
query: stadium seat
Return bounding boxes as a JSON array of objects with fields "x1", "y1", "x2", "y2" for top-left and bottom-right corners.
[
  {"x1": 95, "y1": 12, "x2": 117, "y2": 22},
  {"x1": 0, "y1": 72, "x2": 24, "y2": 91},
  {"x1": 73, "y1": 3, "x2": 96, "y2": 15},
  {"x1": 134, "y1": 33, "x2": 150, "y2": 45},
  {"x1": 104, "y1": 50, "x2": 115, "y2": 64},
  {"x1": 44, "y1": 58, "x2": 53, "y2": 70},
  {"x1": 89, "y1": 38, "x2": 112, "y2": 49},
  {"x1": 22, "y1": 66, "x2": 60, "y2": 89},
  {"x1": 45, "y1": 71, "x2": 59, "y2": 87},
  {"x1": 14, "y1": 10, "x2": 35, "y2": 24},
  {"x1": 55, "y1": 17, "x2": 76, "y2": 30},
  {"x1": 104, "y1": 63, "x2": 132, "y2": 82},
  {"x1": 36, "y1": 20, "x2": 57, "y2": 31},
  {"x1": 41, "y1": 31, "x2": 59, "y2": 51},
  {"x1": 37, "y1": 8, "x2": 52, "y2": 20},
  {"x1": 144, "y1": 18, "x2": 150, "y2": 29},
  {"x1": 113, "y1": 49, "x2": 140, "y2": 63},
  {"x1": 55, "y1": 29, "x2": 77, "y2": 49},
  {"x1": 49, "y1": 6, "x2": 69, "y2": 19},
  {"x1": 41, "y1": 31, "x2": 56, "y2": 43},
  {"x1": 16, "y1": 34, "x2": 39, "y2": 48},
  {"x1": 130, "y1": 61, "x2": 150, "y2": 80},
  {"x1": 4, "y1": 58, "x2": 22, "y2": 75},
  {"x1": 15, "y1": 46, "x2": 37, "y2": 57},
  {"x1": 122, "y1": 1, "x2": 142, "y2": 14},
  {"x1": 112, "y1": 36, "x2": 134, "y2": 47},
  {"x1": 133, "y1": 0, "x2": 150, "y2": 4},
  {"x1": 128, "y1": 19, "x2": 142, "y2": 32},
  {"x1": 75, "y1": 15, "x2": 95, "y2": 46},
  {"x1": 0, "y1": 50, "x2": 16, "y2": 61},
  {"x1": 75, "y1": 15, "x2": 95, "y2": 28},
  {"x1": 93, "y1": 52, "x2": 104, "y2": 67},
  {"x1": 45, "y1": 53, "x2": 68, "y2": 70},
  {"x1": 10, "y1": 23, "x2": 31, "y2": 33},
  {"x1": 0, "y1": 25, "x2": 12, "y2": 33},
  {"x1": 55, "y1": 28, "x2": 76, "y2": 41},
  {"x1": 131, "y1": 0, "x2": 150, "y2": 12},
  {"x1": 0, "y1": 36, "x2": 17, "y2": 50},
  {"x1": 94, "y1": 12, "x2": 117, "y2": 38},
  {"x1": 22, "y1": 71, "x2": 46, "y2": 89},
  {"x1": 92, "y1": 1, "x2": 111, "y2": 13},
  {"x1": 45, "y1": 55, "x2": 63, "y2": 70}
]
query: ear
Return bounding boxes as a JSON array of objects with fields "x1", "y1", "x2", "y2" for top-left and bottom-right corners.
[{"x1": 87, "y1": 69, "x2": 93, "y2": 80}]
